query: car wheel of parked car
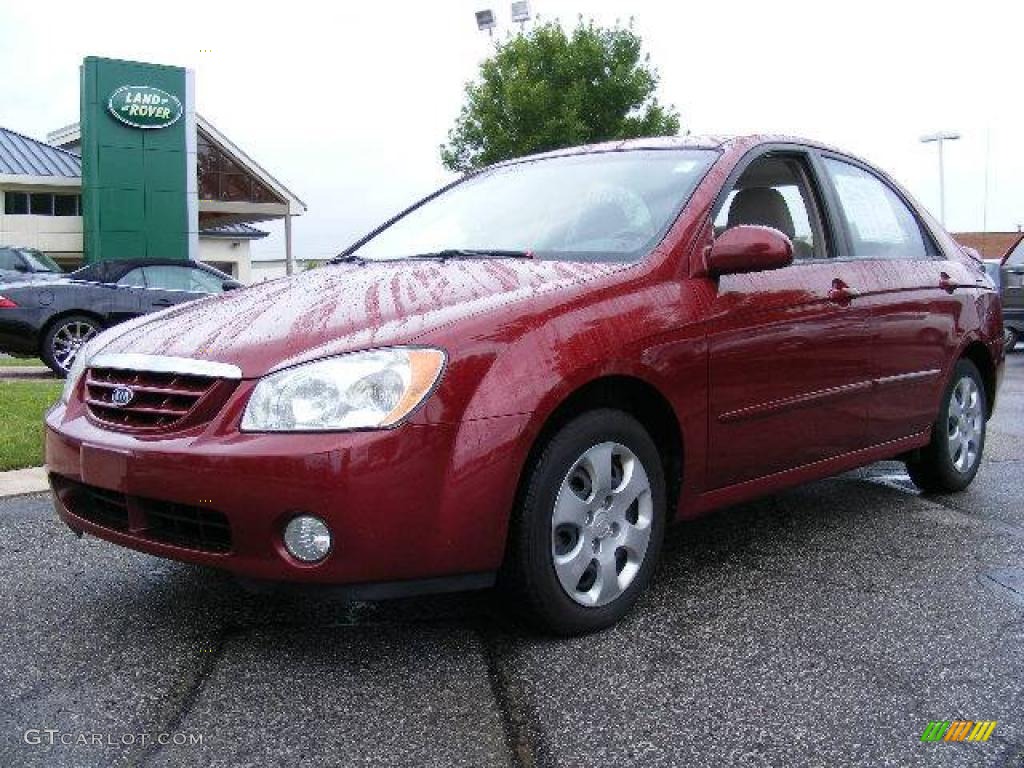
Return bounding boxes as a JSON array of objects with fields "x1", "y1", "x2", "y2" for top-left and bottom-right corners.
[
  {"x1": 1006, "y1": 327, "x2": 1019, "y2": 353},
  {"x1": 504, "y1": 409, "x2": 666, "y2": 635},
  {"x1": 906, "y1": 359, "x2": 987, "y2": 494},
  {"x1": 41, "y1": 314, "x2": 101, "y2": 376}
]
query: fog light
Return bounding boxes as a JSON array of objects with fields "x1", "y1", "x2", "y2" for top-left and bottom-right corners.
[{"x1": 283, "y1": 515, "x2": 332, "y2": 563}]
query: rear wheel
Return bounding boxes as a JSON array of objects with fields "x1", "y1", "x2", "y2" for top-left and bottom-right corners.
[
  {"x1": 1006, "y1": 326, "x2": 1019, "y2": 353},
  {"x1": 41, "y1": 315, "x2": 100, "y2": 376},
  {"x1": 906, "y1": 359, "x2": 987, "y2": 493},
  {"x1": 503, "y1": 409, "x2": 666, "y2": 635}
]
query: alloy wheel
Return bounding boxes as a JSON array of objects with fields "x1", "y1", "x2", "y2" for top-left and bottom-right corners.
[
  {"x1": 947, "y1": 375, "x2": 984, "y2": 474},
  {"x1": 51, "y1": 320, "x2": 98, "y2": 373}
]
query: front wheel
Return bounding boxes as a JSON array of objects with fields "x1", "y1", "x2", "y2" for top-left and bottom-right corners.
[
  {"x1": 906, "y1": 359, "x2": 987, "y2": 493},
  {"x1": 41, "y1": 314, "x2": 101, "y2": 376},
  {"x1": 502, "y1": 409, "x2": 666, "y2": 635}
]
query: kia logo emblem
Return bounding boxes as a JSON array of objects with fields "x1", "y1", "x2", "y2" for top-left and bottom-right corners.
[{"x1": 110, "y1": 386, "x2": 135, "y2": 407}]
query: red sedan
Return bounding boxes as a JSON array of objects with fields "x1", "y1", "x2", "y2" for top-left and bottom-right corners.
[{"x1": 46, "y1": 136, "x2": 1005, "y2": 634}]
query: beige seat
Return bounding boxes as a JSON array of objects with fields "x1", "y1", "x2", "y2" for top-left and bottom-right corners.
[{"x1": 726, "y1": 187, "x2": 811, "y2": 259}]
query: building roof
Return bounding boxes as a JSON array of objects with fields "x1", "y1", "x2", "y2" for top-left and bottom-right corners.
[
  {"x1": 953, "y1": 231, "x2": 1023, "y2": 260},
  {"x1": 0, "y1": 126, "x2": 81, "y2": 178},
  {"x1": 199, "y1": 222, "x2": 269, "y2": 239}
]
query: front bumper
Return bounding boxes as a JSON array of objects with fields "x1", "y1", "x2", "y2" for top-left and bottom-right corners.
[{"x1": 45, "y1": 400, "x2": 525, "y2": 587}]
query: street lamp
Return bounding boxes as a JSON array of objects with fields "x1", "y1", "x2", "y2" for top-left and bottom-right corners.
[
  {"x1": 475, "y1": 9, "x2": 496, "y2": 37},
  {"x1": 510, "y1": 1, "x2": 531, "y2": 28},
  {"x1": 920, "y1": 131, "x2": 960, "y2": 226}
]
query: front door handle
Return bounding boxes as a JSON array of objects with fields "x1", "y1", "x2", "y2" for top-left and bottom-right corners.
[
  {"x1": 152, "y1": 299, "x2": 173, "y2": 307},
  {"x1": 827, "y1": 278, "x2": 858, "y2": 305},
  {"x1": 939, "y1": 272, "x2": 958, "y2": 293}
]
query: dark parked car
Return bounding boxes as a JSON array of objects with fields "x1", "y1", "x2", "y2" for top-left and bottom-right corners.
[
  {"x1": 988, "y1": 236, "x2": 1024, "y2": 351},
  {"x1": 0, "y1": 245, "x2": 64, "y2": 283},
  {"x1": 0, "y1": 258, "x2": 241, "y2": 374},
  {"x1": 47, "y1": 136, "x2": 1004, "y2": 635}
]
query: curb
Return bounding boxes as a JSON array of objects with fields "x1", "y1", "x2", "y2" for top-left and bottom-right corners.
[
  {"x1": 0, "y1": 367, "x2": 56, "y2": 379},
  {"x1": 0, "y1": 466, "x2": 49, "y2": 498}
]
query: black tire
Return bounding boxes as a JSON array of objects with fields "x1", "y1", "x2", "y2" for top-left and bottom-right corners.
[
  {"x1": 906, "y1": 359, "x2": 987, "y2": 494},
  {"x1": 40, "y1": 314, "x2": 101, "y2": 376},
  {"x1": 502, "y1": 409, "x2": 667, "y2": 635},
  {"x1": 1006, "y1": 327, "x2": 1019, "y2": 354}
]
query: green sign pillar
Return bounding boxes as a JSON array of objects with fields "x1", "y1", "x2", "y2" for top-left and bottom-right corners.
[{"x1": 80, "y1": 57, "x2": 197, "y2": 263}]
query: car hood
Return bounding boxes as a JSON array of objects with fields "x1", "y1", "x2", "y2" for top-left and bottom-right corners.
[{"x1": 96, "y1": 258, "x2": 622, "y2": 377}]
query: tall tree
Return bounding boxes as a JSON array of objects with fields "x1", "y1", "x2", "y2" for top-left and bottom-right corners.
[{"x1": 441, "y1": 19, "x2": 680, "y2": 172}]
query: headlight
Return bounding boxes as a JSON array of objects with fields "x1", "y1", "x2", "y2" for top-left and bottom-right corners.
[
  {"x1": 60, "y1": 337, "x2": 102, "y2": 404},
  {"x1": 241, "y1": 347, "x2": 446, "y2": 432}
]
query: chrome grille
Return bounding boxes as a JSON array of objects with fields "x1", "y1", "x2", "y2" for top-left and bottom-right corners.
[{"x1": 84, "y1": 367, "x2": 234, "y2": 432}]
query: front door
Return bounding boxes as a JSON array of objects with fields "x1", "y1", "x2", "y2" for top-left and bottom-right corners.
[
  {"x1": 706, "y1": 151, "x2": 873, "y2": 489},
  {"x1": 138, "y1": 265, "x2": 220, "y2": 313}
]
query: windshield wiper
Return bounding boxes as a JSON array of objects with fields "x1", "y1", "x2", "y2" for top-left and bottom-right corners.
[
  {"x1": 411, "y1": 248, "x2": 534, "y2": 260},
  {"x1": 330, "y1": 248, "x2": 533, "y2": 265},
  {"x1": 329, "y1": 253, "x2": 367, "y2": 265}
]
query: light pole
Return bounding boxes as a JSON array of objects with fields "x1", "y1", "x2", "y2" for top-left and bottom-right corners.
[{"x1": 920, "y1": 131, "x2": 960, "y2": 226}]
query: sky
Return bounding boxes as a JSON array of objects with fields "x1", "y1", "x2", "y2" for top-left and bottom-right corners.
[{"x1": 1, "y1": 0, "x2": 1021, "y2": 261}]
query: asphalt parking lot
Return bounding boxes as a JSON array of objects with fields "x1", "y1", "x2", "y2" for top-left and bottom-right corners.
[{"x1": 2, "y1": 355, "x2": 1022, "y2": 768}]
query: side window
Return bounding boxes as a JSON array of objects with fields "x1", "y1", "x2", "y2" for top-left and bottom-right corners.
[
  {"x1": 823, "y1": 158, "x2": 930, "y2": 260},
  {"x1": 141, "y1": 266, "x2": 192, "y2": 292},
  {"x1": 0, "y1": 248, "x2": 25, "y2": 271},
  {"x1": 1005, "y1": 239, "x2": 1024, "y2": 268},
  {"x1": 117, "y1": 268, "x2": 147, "y2": 287},
  {"x1": 714, "y1": 154, "x2": 826, "y2": 260},
  {"x1": 188, "y1": 268, "x2": 225, "y2": 294}
]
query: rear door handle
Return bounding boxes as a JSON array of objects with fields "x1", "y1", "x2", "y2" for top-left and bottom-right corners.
[
  {"x1": 939, "y1": 272, "x2": 958, "y2": 293},
  {"x1": 827, "y1": 278, "x2": 859, "y2": 305}
]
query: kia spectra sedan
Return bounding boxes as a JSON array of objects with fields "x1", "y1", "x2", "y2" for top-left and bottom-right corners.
[{"x1": 46, "y1": 136, "x2": 1004, "y2": 635}]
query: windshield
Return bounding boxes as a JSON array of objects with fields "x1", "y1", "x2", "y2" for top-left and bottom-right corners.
[
  {"x1": 350, "y1": 149, "x2": 718, "y2": 263},
  {"x1": 19, "y1": 249, "x2": 61, "y2": 272}
]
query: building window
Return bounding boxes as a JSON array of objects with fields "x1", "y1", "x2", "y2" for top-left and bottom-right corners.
[
  {"x1": 197, "y1": 133, "x2": 281, "y2": 204},
  {"x1": 2, "y1": 191, "x2": 80, "y2": 216},
  {"x1": 30, "y1": 193, "x2": 53, "y2": 215},
  {"x1": 53, "y1": 194, "x2": 79, "y2": 216},
  {"x1": 4, "y1": 191, "x2": 29, "y2": 214}
]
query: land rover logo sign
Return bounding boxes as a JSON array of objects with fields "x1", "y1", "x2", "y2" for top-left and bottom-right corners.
[{"x1": 107, "y1": 85, "x2": 183, "y2": 129}]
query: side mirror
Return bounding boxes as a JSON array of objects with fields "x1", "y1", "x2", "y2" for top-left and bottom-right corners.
[
  {"x1": 222, "y1": 279, "x2": 243, "y2": 291},
  {"x1": 707, "y1": 225, "x2": 794, "y2": 277}
]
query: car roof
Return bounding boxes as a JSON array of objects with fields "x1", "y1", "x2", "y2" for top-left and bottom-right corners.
[
  {"x1": 488, "y1": 134, "x2": 846, "y2": 169},
  {"x1": 72, "y1": 258, "x2": 210, "y2": 283}
]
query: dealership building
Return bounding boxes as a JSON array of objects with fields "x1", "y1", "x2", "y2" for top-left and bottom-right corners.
[{"x1": 0, "y1": 57, "x2": 305, "y2": 283}]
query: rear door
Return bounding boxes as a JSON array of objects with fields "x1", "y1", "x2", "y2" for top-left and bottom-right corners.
[
  {"x1": 705, "y1": 149, "x2": 873, "y2": 489},
  {"x1": 817, "y1": 155, "x2": 970, "y2": 445}
]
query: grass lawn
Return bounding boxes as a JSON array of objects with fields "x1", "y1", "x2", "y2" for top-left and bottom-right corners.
[
  {"x1": 0, "y1": 380, "x2": 63, "y2": 470},
  {"x1": 0, "y1": 356, "x2": 44, "y2": 367}
]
